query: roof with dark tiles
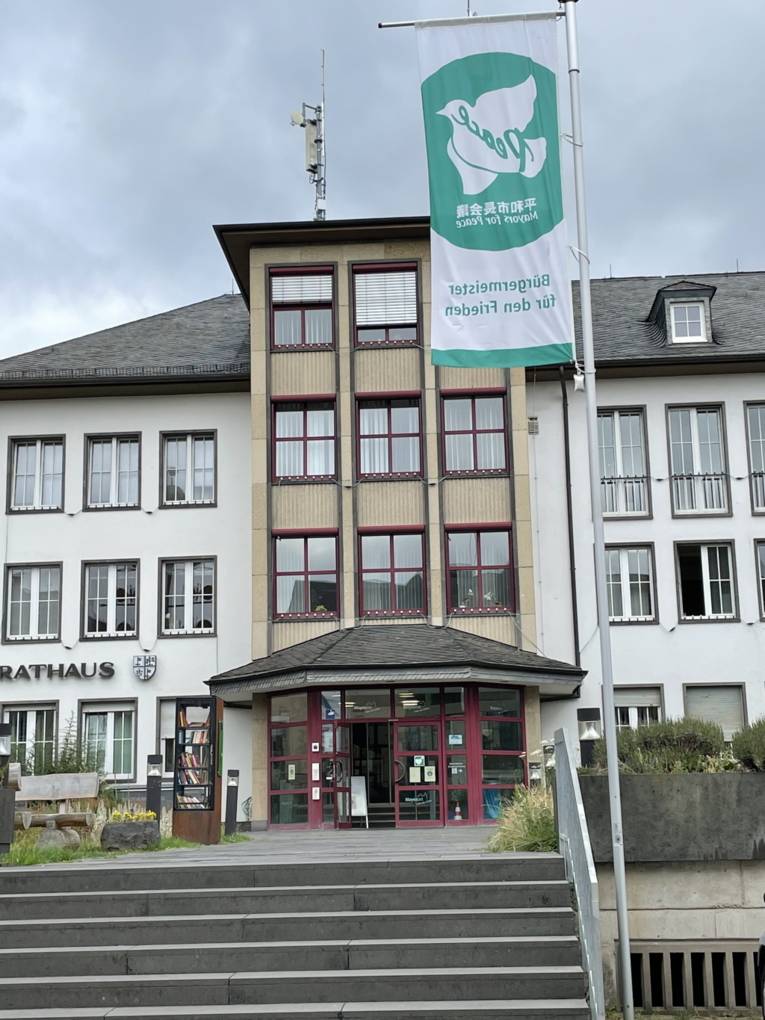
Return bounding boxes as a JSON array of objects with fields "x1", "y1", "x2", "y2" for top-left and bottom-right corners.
[
  {"x1": 208, "y1": 623, "x2": 583, "y2": 691},
  {"x1": 2, "y1": 261, "x2": 764, "y2": 389}
]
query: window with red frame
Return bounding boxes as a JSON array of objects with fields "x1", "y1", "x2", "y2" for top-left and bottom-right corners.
[
  {"x1": 446, "y1": 529, "x2": 513, "y2": 613},
  {"x1": 359, "y1": 532, "x2": 426, "y2": 616},
  {"x1": 273, "y1": 402, "x2": 335, "y2": 480},
  {"x1": 270, "y1": 270, "x2": 333, "y2": 348},
  {"x1": 443, "y1": 395, "x2": 507, "y2": 474},
  {"x1": 358, "y1": 398, "x2": 421, "y2": 477},
  {"x1": 274, "y1": 535, "x2": 337, "y2": 617},
  {"x1": 354, "y1": 266, "x2": 418, "y2": 345}
]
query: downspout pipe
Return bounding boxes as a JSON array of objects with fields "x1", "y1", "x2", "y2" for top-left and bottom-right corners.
[{"x1": 559, "y1": 366, "x2": 581, "y2": 668}]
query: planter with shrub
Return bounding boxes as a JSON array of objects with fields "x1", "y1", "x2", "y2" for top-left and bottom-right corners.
[{"x1": 580, "y1": 717, "x2": 765, "y2": 862}]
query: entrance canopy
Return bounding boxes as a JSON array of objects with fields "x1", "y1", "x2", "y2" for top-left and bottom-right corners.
[{"x1": 207, "y1": 623, "x2": 583, "y2": 703}]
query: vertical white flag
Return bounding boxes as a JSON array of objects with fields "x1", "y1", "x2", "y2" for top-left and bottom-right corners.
[{"x1": 416, "y1": 16, "x2": 574, "y2": 368}]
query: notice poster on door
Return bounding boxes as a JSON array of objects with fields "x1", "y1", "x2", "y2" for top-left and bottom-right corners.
[{"x1": 351, "y1": 776, "x2": 368, "y2": 823}]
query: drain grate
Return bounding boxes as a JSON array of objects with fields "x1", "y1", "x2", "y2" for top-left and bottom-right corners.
[{"x1": 618, "y1": 940, "x2": 761, "y2": 1011}]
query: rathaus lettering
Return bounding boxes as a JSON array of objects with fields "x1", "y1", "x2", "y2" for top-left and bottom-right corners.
[{"x1": 0, "y1": 662, "x2": 115, "y2": 681}]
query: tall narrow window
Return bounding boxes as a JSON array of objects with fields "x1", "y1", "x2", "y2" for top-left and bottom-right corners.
[
  {"x1": 161, "y1": 559, "x2": 215, "y2": 635},
  {"x1": 86, "y1": 436, "x2": 139, "y2": 508},
  {"x1": 273, "y1": 403, "x2": 335, "y2": 480},
  {"x1": 443, "y1": 395, "x2": 507, "y2": 474},
  {"x1": 598, "y1": 410, "x2": 648, "y2": 515},
  {"x1": 354, "y1": 266, "x2": 418, "y2": 345},
  {"x1": 605, "y1": 547, "x2": 655, "y2": 622},
  {"x1": 9, "y1": 438, "x2": 63, "y2": 511},
  {"x1": 747, "y1": 404, "x2": 765, "y2": 511},
  {"x1": 756, "y1": 542, "x2": 765, "y2": 618},
  {"x1": 676, "y1": 542, "x2": 735, "y2": 620},
  {"x1": 274, "y1": 535, "x2": 338, "y2": 617},
  {"x1": 3, "y1": 705, "x2": 56, "y2": 775},
  {"x1": 359, "y1": 532, "x2": 426, "y2": 616},
  {"x1": 446, "y1": 529, "x2": 513, "y2": 614},
  {"x1": 5, "y1": 564, "x2": 61, "y2": 641},
  {"x1": 81, "y1": 703, "x2": 135, "y2": 779},
  {"x1": 162, "y1": 433, "x2": 215, "y2": 505},
  {"x1": 668, "y1": 406, "x2": 727, "y2": 513},
  {"x1": 83, "y1": 562, "x2": 138, "y2": 637},
  {"x1": 358, "y1": 399, "x2": 421, "y2": 477},
  {"x1": 270, "y1": 269, "x2": 333, "y2": 348}
]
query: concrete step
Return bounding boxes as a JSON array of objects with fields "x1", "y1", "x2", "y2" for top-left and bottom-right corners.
[
  {"x1": 0, "y1": 906, "x2": 577, "y2": 949},
  {"x1": 0, "y1": 880, "x2": 571, "y2": 920},
  {"x1": 0, "y1": 935, "x2": 583, "y2": 978},
  {"x1": 0, "y1": 1000, "x2": 592, "y2": 1019},
  {"x1": 0, "y1": 855, "x2": 565, "y2": 894},
  {"x1": 0, "y1": 967, "x2": 587, "y2": 1010}
]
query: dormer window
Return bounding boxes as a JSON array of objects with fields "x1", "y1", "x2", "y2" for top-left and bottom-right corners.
[{"x1": 669, "y1": 302, "x2": 705, "y2": 343}]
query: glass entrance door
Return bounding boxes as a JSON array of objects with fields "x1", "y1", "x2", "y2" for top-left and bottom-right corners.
[{"x1": 393, "y1": 720, "x2": 442, "y2": 826}]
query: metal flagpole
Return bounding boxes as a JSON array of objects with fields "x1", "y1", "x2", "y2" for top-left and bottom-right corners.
[{"x1": 560, "y1": 2, "x2": 634, "y2": 1016}]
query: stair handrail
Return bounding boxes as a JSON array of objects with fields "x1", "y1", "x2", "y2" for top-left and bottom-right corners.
[{"x1": 553, "y1": 726, "x2": 606, "y2": 1020}]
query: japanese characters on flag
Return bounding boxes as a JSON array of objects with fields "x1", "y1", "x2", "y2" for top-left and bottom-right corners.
[{"x1": 416, "y1": 15, "x2": 575, "y2": 368}]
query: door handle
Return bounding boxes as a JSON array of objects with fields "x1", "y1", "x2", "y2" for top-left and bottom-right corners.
[{"x1": 393, "y1": 758, "x2": 406, "y2": 784}]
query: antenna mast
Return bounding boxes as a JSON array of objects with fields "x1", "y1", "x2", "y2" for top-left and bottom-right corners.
[{"x1": 290, "y1": 51, "x2": 327, "y2": 221}]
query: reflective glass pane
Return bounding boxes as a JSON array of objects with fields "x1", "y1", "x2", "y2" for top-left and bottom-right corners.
[
  {"x1": 446, "y1": 720, "x2": 466, "y2": 749},
  {"x1": 448, "y1": 789, "x2": 469, "y2": 820},
  {"x1": 445, "y1": 433, "x2": 474, "y2": 471},
  {"x1": 482, "y1": 754, "x2": 524, "y2": 785},
  {"x1": 305, "y1": 308, "x2": 332, "y2": 344},
  {"x1": 308, "y1": 536, "x2": 335, "y2": 571},
  {"x1": 274, "y1": 309, "x2": 302, "y2": 345},
  {"x1": 483, "y1": 787, "x2": 514, "y2": 821},
  {"x1": 479, "y1": 688, "x2": 521, "y2": 717},
  {"x1": 395, "y1": 688, "x2": 440, "y2": 718},
  {"x1": 391, "y1": 402, "x2": 418, "y2": 434},
  {"x1": 362, "y1": 574, "x2": 391, "y2": 612},
  {"x1": 270, "y1": 793, "x2": 308, "y2": 823},
  {"x1": 276, "y1": 538, "x2": 304, "y2": 573},
  {"x1": 276, "y1": 576, "x2": 305, "y2": 614},
  {"x1": 444, "y1": 399, "x2": 472, "y2": 431},
  {"x1": 481, "y1": 720, "x2": 523, "y2": 751},
  {"x1": 344, "y1": 690, "x2": 390, "y2": 719},
  {"x1": 394, "y1": 572, "x2": 424, "y2": 612},
  {"x1": 449, "y1": 569, "x2": 478, "y2": 610},
  {"x1": 391, "y1": 436, "x2": 419, "y2": 473},
  {"x1": 361, "y1": 535, "x2": 390, "y2": 570},
  {"x1": 476, "y1": 433, "x2": 506, "y2": 470},
  {"x1": 321, "y1": 691, "x2": 341, "y2": 720},
  {"x1": 308, "y1": 576, "x2": 337, "y2": 613},
  {"x1": 448, "y1": 532, "x2": 478, "y2": 566},
  {"x1": 394, "y1": 534, "x2": 422, "y2": 569},
  {"x1": 444, "y1": 688, "x2": 465, "y2": 716},
  {"x1": 270, "y1": 726, "x2": 306, "y2": 757},
  {"x1": 447, "y1": 755, "x2": 467, "y2": 785},
  {"x1": 271, "y1": 693, "x2": 307, "y2": 723},
  {"x1": 307, "y1": 407, "x2": 334, "y2": 437},
  {"x1": 270, "y1": 760, "x2": 307, "y2": 789},
  {"x1": 397, "y1": 723, "x2": 438, "y2": 750},
  {"x1": 480, "y1": 531, "x2": 510, "y2": 565},
  {"x1": 475, "y1": 396, "x2": 504, "y2": 430},
  {"x1": 397, "y1": 788, "x2": 439, "y2": 822}
]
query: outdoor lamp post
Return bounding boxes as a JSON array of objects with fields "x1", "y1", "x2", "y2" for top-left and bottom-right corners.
[
  {"x1": 0, "y1": 723, "x2": 14, "y2": 854},
  {"x1": 225, "y1": 769, "x2": 239, "y2": 837},
  {"x1": 146, "y1": 754, "x2": 163, "y2": 822},
  {"x1": 577, "y1": 713, "x2": 604, "y2": 768}
]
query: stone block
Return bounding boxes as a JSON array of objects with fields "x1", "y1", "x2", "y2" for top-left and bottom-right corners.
[{"x1": 100, "y1": 820, "x2": 159, "y2": 851}]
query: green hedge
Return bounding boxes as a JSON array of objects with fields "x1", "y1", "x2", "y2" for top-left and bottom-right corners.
[
  {"x1": 591, "y1": 717, "x2": 726, "y2": 774},
  {"x1": 732, "y1": 718, "x2": 765, "y2": 771}
]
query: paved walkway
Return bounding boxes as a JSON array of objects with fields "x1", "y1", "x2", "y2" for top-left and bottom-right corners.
[{"x1": 10, "y1": 826, "x2": 555, "y2": 872}]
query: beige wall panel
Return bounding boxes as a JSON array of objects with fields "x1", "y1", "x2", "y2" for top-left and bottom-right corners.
[
  {"x1": 439, "y1": 366, "x2": 505, "y2": 390},
  {"x1": 524, "y1": 687, "x2": 542, "y2": 760},
  {"x1": 272, "y1": 619, "x2": 340, "y2": 652},
  {"x1": 355, "y1": 348, "x2": 421, "y2": 394},
  {"x1": 270, "y1": 351, "x2": 335, "y2": 396},
  {"x1": 271, "y1": 484, "x2": 338, "y2": 530},
  {"x1": 442, "y1": 478, "x2": 511, "y2": 525},
  {"x1": 449, "y1": 616, "x2": 519, "y2": 646},
  {"x1": 356, "y1": 482, "x2": 424, "y2": 528},
  {"x1": 383, "y1": 240, "x2": 430, "y2": 260},
  {"x1": 250, "y1": 694, "x2": 269, "y2": 829}
]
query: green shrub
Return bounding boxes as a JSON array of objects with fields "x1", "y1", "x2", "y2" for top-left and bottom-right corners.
[
  {"x1": 732, "y1": 718, "x2": 765, "y2": 771},
  {"x1": 592, "y1": 717, "x2": 726, "y2": 774},
  {"x1": 488, "y1": 785, "x2": 557, "y2": 853}
]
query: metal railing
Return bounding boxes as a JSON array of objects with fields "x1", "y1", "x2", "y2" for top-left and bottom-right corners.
[
  {"x1": 554, "y1": 727, "x2": 606, "y2": 1020},
  {"x1": 671, "y1": 472, "x2": 727, "y2": 513},
  {"x1": 600, "y1": 475, "x2": 648, "y2": 515}
]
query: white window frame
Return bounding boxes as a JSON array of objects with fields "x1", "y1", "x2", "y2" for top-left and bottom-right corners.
[
  {"x1": 677, "y1": 542, "x2": 736, "y2": 621},
  {"x1": 86, "y1": 436, "x2": 140, "y2": 509},
  {"x1": 9, "y1": 438, "x2": 64, "y2": 511},
  {"x1": 614, "y1": 688, "x2": 662, "y2": 731},
  {"x1": 2, "y1": 704, "x2": 57, "y2": 772},
  {"x1": 598, "y1": 409, "x2": 649, "y2": 516},
  {"x1": 669, "y1": 301, "x2": 706, "y2": 343},
  {"x1": 757, "y1": 541, "x2": 765, "y2": 619},
  {"x1": 668, "y1": 406, "x2": 728, "y2": 514},
  {"x1": 158, "y1": 698, "x2": 176, "y2": 776},
  {"x1": 162, "y1": 432, "x2": 216, "y2": 506},
  {"x1": 161, "y1": 559, "x2": 215, "y2": 636},
  {"x1": 605, "y1": 547, "x2": 655, "y2": 622},
  {"x1": 5, "y1": 564, "x2": 61, "y2": 641},
  {"x1": 83, "y1": 562, "x2": 138, "y2": 638},
  {"x1": 81, "y1": 702, "x2": 135, "y2": 780},
  {"x1": 746, "y1": 404, "x2": 765, "y2": 512}
]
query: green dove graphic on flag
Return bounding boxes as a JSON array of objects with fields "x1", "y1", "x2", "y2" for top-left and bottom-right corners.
[{"x1": 416, "y1": 18, "x2": 574, "y2": 368}]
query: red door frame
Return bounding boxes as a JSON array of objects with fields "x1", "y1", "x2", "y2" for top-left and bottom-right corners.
[{"x1": 393, "y1": 715, "x2": 444, "y2": 828}]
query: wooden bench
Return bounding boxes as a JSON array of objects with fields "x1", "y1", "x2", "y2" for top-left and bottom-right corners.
[{"x1": 14, "y1": 771, "x2": 99, "y2": 831}]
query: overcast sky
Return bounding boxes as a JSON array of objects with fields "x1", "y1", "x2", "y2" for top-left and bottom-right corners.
[{"x1": 1, "y1": 0, "x2": 764, "y2": 356}]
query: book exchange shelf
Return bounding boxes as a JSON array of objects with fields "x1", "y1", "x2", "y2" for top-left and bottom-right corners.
[{"x1": 171, "y1": 696, "x2": 223, "y2": 844}]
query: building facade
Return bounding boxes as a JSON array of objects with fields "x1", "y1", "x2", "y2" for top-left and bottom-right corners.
[{"x1": 2, "y1": 217, "x2": 763, "y2": 830}]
